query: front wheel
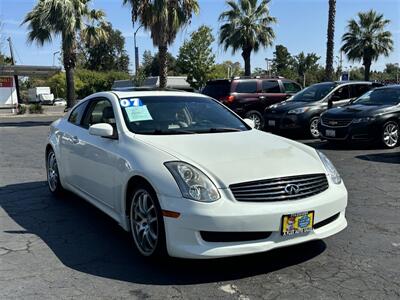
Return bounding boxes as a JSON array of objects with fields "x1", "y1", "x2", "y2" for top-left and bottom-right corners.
[
  {"x1": 309, "y1": 117, "x2": 320, "y2": 139},
  {"x1": 129, "y1": 186, "x2": 166, "y2": 257},
  {"x1": 244, "y1": 110, "x2": 264, "y2": 130},
  {"x1": 382, "y1": 121, "x2": 399, "y2": 149}
]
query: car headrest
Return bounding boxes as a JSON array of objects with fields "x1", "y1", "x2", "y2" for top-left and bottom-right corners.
[{"x1": 102, "y1": 106, "x2": 114, "y2": 120}]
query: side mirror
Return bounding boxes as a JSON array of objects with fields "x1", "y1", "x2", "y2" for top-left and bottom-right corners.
[
  {"x1": 243, "y1": 118, "x2": 255, "y2": 128},
  {"x1": 89, "y1": 123, "x2": 114, "y2": 138}
]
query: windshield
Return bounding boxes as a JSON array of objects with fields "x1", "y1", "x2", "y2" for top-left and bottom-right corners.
[
  {"x1": 119, "y1": 96, "x2": 249, "y2": 135},
  {"x1": 291, "y1": 83, "x2": 336, "y2": 102},
  {"x1": 354, "y1": 88, "x2": 400, "y2": 106}
]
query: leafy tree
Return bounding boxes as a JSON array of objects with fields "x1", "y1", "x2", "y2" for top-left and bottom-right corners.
[
  {"x1": 177, "y1": 26, "x2": 215, "y2": 89},
  {"x1": 219, "y1": 0, "x2": 276, "y2": 76},
  {"x1": 294, "y1": 52, "x2": 321, "y2": 86},
  {"x1": 149, "y1": 52, "x2": 179, "y2": 76},
  {"x1": 123, "y1": 0, "x2": 199, "y2": 88},
  {"x1": 79, "y1": 22, "x2": 130, "y2": 72},
  {"x1": 341, "y1": 10, "x2": 393, "y2": 81},
  {"x1": 273, "y1": 45, "x2": 295, "y2": 74},
  {"x1": 141, "y1": 50, "x2": 154, "y2": 76},
  {"x1": 325, "y1": 0, "x2": 336, "y2": 80},
  {"x1": 23, "y1": 0, "x2": 108, "y2": 107},
  {"x1": 209, "y1": 61, "x2": 243, "y2": 79}
]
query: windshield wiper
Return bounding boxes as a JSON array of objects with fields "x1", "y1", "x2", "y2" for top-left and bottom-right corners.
[
  {"x1": 207, "y1": 127, "x2": 242, "y2": 133},
  {"x1": 149, "y1": 129, "x2": 197, "y2": 135}
]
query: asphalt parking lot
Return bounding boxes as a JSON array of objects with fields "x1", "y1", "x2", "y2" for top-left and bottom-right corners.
[{"x1": 0, "y1": 115, "x2": 399, "y2": 300}]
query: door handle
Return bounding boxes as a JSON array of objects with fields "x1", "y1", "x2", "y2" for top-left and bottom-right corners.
[{"x1": 71, "y1": 136, "x2": 79, "y2": 144}]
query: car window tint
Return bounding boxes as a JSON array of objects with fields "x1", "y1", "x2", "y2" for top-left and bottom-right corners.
[
  {"x1": 332, "y1": 85, "x2": 351, "y2": 100},
  {"x1": 202, "y1": 81, "x2": 231, "y2": 99},
  {"x1": 235, "y1": 81, "x2": 258, "y2": 93},
  {"x1": 351, "y1": 84, "x2": 372, "y2": 98},
  {"x1": 68, "y1": 102, "x2": 87, "y2": 126},
  {"x1": 82, "y1": 99, "x2": 114, "y2": 128},
  {"x1": 283, "y1": 82, "x2": 301, "y2": 93},
  {"x1": 262, "y1": 81, "x2": 281, "y2": 93}
]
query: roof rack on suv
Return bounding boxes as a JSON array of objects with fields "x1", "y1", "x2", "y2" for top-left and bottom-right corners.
[{"x1": 231, "y1": 75, "x2": 285, "y2": 80}]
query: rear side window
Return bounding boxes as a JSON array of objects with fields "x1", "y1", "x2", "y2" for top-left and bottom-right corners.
[
  {"x1": 68, "y1": 102, "x2": 87, "y2": 126},
  {"x1": 283, "y1": 82, "x2": 302, "y2": 93},
  {"x1": 351, "y1": 84, "x2": 372, "y2": 98},
  {"x1": 262, "y1": 80, "x2": 281, "y2": 93},
  {"x1": 202, "y1": 81, "x2": 231, "y2": 99},
  {"x1": 235, "y1": 81, "x2": 258, "y2": 93}
]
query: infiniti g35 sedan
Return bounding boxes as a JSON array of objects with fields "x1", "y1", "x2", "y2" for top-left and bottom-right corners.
[{"x1": 46, "y1": 90, "x2": 348, "y2": 259}]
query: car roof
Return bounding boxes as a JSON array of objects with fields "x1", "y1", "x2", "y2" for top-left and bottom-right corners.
[
  {"x1": 112, "y1": 90, "x2": 208, "y2": 99},
  {"x1": 375, "y1": 84, "x2": 400, "y2": 90}
]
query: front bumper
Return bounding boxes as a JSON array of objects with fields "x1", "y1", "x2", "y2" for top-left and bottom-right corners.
[
  {"x1": 318, "y1": 121, "x2": 380, "y2": 142},
  {"x1": 264, "y1": 111, "x2": 309, "y2": 131},
  {"x1": 159, "y1": 181, "x2": 348, "y2": 259}
]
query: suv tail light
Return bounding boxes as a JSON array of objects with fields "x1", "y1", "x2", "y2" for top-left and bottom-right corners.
[{"x1": 220, "y1": 95, "x2": 235, "y2": 104}]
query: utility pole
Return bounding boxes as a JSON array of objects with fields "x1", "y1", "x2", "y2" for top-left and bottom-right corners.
[
  {"x1": 7, "y1": 37, "x2": 21, "y2": 104},
  {"x1": 395, "y1": 63, "x2": 399, "y2": 84},
  {"x1": 134, "y1": 25, "x2": 143, "y2": 77}
]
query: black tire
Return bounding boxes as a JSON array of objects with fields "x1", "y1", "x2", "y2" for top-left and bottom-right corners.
[
  {"x1": 46, "y1": 148, "x2": 64, "y2": 195},
  {"x1": 244, "y1": 110, "x2": 264, "y2": 130},
  {"x1": 129, "y1": 184, "x2": 167, "y2": 258},
  {"x1": 309, "y1": 117, "x2": 320, "y2": 139},
  {"x1": 381, "y1": 120, "x2": 399, "y2": 149}
]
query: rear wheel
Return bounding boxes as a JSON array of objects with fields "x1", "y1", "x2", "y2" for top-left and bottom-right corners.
[
  {"x1": 244, "y1": 110, "x2": 264, "y2": 130},
  {"x1": 382, "y1": 121, "x2": 399, "y2": 148},
  {"x1": 129, "y1": 186, "x2": 166, "y2": 257},
  {"x1": 46, "y1": 149, "x2": 64, "y2": 195},
  {"x1": 309, "y1": 117, "x2": 320, "y2": 139}
]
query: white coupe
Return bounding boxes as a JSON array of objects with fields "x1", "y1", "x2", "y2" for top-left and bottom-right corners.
[{"x1": 46, "y1": 90, "x2": 347, "y2": 259}]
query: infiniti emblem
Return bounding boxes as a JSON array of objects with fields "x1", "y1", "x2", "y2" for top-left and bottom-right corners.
[{"x1": 285, "y1": 184, "x2": 300, "y2": 195}]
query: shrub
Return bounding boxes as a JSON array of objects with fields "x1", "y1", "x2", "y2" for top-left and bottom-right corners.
[
  {"x1": 17, "y1": 104, "x2": 26, "y2": 115},
  {"x1": 29, "y1": 103, "x2": 43, "y2": 114}
]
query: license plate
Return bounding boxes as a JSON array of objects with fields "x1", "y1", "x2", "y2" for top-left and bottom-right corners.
[
  {"x1": 268, "y1": 120, "x2": 276, "y2": 126},
  {"x1": 281, "y1": 211, "x2": 314, "y2": 236},
  {"x1": 326, "y1": 129, "x2": 336, "y2": 137}
]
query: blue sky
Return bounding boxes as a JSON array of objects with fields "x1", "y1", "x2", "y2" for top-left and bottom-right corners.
[{"x1": 0, "y1": 0, "x2": 399, "y2": 73}]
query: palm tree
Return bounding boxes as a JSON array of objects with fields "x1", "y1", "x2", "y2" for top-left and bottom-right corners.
[
  {"x1": 219, "y1": 0, "x2": 276, "y2": 76},
  {"x1": 325, "y1": 0, "x2": 336, "y2": 81},
  {"x1": 23, "y1": 0, "x2": 108, "y2": 108},
  {"x1": 341, "y1": 10, "x2": 393, "y2": 81},
  {"x1": 123, "y1": 0, "x2": 199, "y2": 88}
]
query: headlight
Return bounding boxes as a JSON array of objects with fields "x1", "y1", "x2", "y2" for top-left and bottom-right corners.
[
  {"x1": 352, "y1": 117, "x2": 376, "y2": 123},
  {"x1": 317, "y1": 151, "x2": 342, "y2": 184},
  {"x1": 288, "y1": 107, "x2": 309, "y2": 114},
  {"x1": 165, "y1": 161, "x2": 220, "y2": 202}
]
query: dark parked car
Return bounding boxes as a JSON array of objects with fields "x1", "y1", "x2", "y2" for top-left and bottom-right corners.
[
  {"x1": 319, "y1": 85, "x2": 400, "y2": 148},
  {"x1": 202, "y1": 77, "x2": 302, "y2": 129},
  {"x1": 264, "y1": 81, "x2": 380, "y2": 138}
]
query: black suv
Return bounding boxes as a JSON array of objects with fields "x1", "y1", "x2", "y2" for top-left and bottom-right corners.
[
  {"x1": 202, "y1": 77, "x2": 302, "y2": 129},
  {"x1": 264, "y1": 81, "x2": 380, "y2": 138}
]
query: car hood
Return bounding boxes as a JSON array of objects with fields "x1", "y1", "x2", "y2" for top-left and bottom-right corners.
[
  {"x1": 136, "y1": 130, "x2": 325, "y2": 188},
  {"x1": 324, "y1": 104, "x2": 393, "y2": 118},
  {"x1": 267, "y1": 100, "x2": 315, "y2": 113}
]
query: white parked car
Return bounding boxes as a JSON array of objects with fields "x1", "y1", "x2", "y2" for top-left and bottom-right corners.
[
  {"x1": 53, "y1": 98, "x2": 67, "y2": 106},
  {"x1": 46, "y1": 91, "x2": 348, "y2": 259}
]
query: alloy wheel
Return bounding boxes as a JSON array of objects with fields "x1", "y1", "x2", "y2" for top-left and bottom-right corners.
[
  {"x1": 47, "y1": 151, "x2": 59, "y2": 192},
  {"x1": 310, "y1": 118, "x2": 320, "y2": 138},
  {"x1": 383, "y1": 122, "x2": 399, "y2": 148},
  {"x1": 130, "y1": 189, "x2": 159, "y2": 256},
  {"x1": 248, "y1": 113, "x2": 262, "y2": 129}
]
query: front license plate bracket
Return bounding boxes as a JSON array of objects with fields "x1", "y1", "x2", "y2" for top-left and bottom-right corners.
[{"x1": 281, "y1": 211, "x2": 314, "y2": 236}]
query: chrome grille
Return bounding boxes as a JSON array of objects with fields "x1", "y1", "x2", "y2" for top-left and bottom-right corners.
[
  {"x1": 230, "y1": 174, "x2": 329, "y2": 202},
  {"x1": 321, "y1": 117, "x2": 352, "y2": 127}
]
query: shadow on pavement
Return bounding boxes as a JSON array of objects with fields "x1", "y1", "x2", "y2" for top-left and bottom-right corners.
[
  {"x1": 1, "y1": 181, "x2": 326, "y2": 285},
  {"x1": 0, "y1": 121, "x2": 53, "y2": 127},
  {"x1": 356, "y1": 152, "x2": 400, "y2": 164}
]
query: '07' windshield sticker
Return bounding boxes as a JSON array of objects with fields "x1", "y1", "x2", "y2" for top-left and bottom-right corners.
[{"x1": 120, "y1": 98, "x2": 143, "y2": 108}]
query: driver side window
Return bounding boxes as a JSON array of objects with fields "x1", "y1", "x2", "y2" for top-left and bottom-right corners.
[
  {"x1": 332, "y1": 86, "x2": 351, "y2": 101},
  {"x1": 82, "y1": 99, "x2": 115, "y2": 129}
]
